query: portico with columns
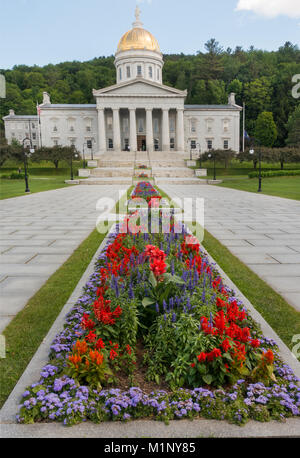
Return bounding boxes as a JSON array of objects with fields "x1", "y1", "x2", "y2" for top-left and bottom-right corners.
[{"x1": 93, "y1": 80, "x2": 187, "y2": 154}]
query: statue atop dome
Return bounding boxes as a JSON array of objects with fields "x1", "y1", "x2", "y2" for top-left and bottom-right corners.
[
  {"x1": 133, "y1": 5, "x2": 143, "y2": 28},
  {"x1": 135, "y1": 5, "x2": 141, "y2": 22}
]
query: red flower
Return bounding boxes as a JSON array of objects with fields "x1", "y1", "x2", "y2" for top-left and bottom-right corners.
[
  {"x1": 197, "y1": 352, "x2": 207, "y2": 362},
  {"x1": 262, "y1": 349, "x2": 274, "y2": 365},
  {"x1": 216, "y1": 297, "x2": 227, "y2": 308},
  {"x1": 206, "y1": 348, "x2": 221, "y2": 362},
  {"x1": 150, "y1": 258, "x2": 167, "y2": 278},
  {"x1": 86, "y1": 330, "x2": 97, "y2": 342},
  {"x1": 250, "y1": 339, "x2": 260, "y2": 348},
  {"x1": 81, "y1": 313, "x2": 95, "y2": 330},
  {"x1": 222, "y1": 338, "x2": 231, "y2": 352},
  {"x1": 109, "y1": 349, "x2": 118, "y2": 361},
  {"x1": 95, "y1": 338, "x2": 105, "y2": 350},
  {"x1": 190, "y1": 362, "x2": 196, "y2": 368}
]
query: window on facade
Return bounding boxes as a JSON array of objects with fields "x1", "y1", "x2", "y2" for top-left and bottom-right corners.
[
  {"x1": 53, "y1": 125, "x2": 58, "y2": 132},
  {"x1": 124, "y1": 138, "x2": 129, "y2": 150},
  {"x1": 107, "y1": 116, "x2": 113, "y2": 131},
  {"x1": 126, "y1": 66, "x2": 131, "y2": 78},
  {"x1": 170, "y1": 138, "x2": 175, "y2": 149},
  {"x1": 138, "y1": 118, "x2": 144, "y2": 133},
  {"x1": 32, "y1": 123, "x2": 35, "y2": 129},
  {"x1": 224, "y1": 140, "x2": 229, "y2": 150},
  {"x1": 207, "y1": 140, "x2": 213, "y2": 150},
  {"x1": 170, "y1": 118, "x2": 175, "y2": 133},
  {"x1": 154, "y1": 139, "x2": 159, "y2": 151},
  {"x1": 11, "y1": 132, "x2": 16, "y2": 138},
  {"x1": 119, "y1": 68, "x2": 122, "y2": 81},
  {"x1": 137, "y1": 65, "x2": 142, "y2": 77},
  {"x1": 108, "y1": 138, "x2": 113, "y2": 149},
  {"x1": 53, "y1": 139, "x2": 59, "y2": 146},
  {"x1": 70, "y1": 126, "x2": 74, "y2": 132},
  {"x1": 87, "y1": 140, "x2": 92, "y2": 149},
  {"x1": 191, "y1": 140, "x2": 197, "y2": 149},
  {"x1": 157, "y1": 69, "x2": 160, "y2": 80},
  {"x1": 32, "y1": 133, "x2": 36, "y2": 140},
  {"x1": 154, "y1": 118, "x2": 159, "y2": 134},
  {"x1": 190, "y1": 119, "x2": 196, "y2": 133},
  {"x1": 123, "y1": 117, "x2": 129, "y2": 133},
  {"x1": 223, "y1": 120, "x2": 229, "y2": 133},
  {"x1": 206, "y1": 119, "x2": 213, "y2": 133},
  {"x1": 149, "y1": 66, "x2": 153, "y2": 78},
  {"x1": 70, "y1": 139, "x2": 76, "y2": 147}
]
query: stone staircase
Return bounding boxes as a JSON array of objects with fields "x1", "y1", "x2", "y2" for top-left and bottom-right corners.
[{"x1": 78, "y1": 151, "x2": 205, "y2": 185}]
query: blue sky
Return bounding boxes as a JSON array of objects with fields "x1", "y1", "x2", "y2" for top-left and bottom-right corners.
[{"x1": 0, "y1": 0, "x2": 299, "y2": 69}]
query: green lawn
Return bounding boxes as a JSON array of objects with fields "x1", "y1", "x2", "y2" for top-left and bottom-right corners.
[
  {"x1": 216, "y1": 176, "x2": 300, "y2": 200},
  {"x1": 0, "y1": 176, "x2": 71, "y2": 200},
  {"x1": 0, "y1": 161, "x2": 84, "y2": 199}
]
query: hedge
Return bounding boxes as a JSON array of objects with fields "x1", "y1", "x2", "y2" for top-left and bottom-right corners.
[{"x1": 248, "y1": 170, "x2": 300, "y2": 179}]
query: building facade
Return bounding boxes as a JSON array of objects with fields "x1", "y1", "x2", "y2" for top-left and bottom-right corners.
[{"x1": 3, "y1": 8, "x2": 242, "y2": 156}]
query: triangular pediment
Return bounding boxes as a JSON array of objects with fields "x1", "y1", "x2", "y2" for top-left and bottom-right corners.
[{"x1": 93, "y1": 78, "x2": 187, "y2": 98}]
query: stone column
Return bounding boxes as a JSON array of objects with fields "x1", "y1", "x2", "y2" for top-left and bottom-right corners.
[
  {"x1": 113, "y1": 108, "x2": 121, "y2": 151},
  {"x1": 129, "y1": 108, "x2": 137, "y2": 152},
  {"x1": 176, "y1": 108, "x2": 185, "y2": 151},
  {"x1": 162, "y1": 108, "x2": 170, "y2": 152},
  {"x1": 97, "y1": 108, "x2": 106, "y2": 153},
  {"x1": 146, "y1": 108, "x2": 154, "y2": 153}
]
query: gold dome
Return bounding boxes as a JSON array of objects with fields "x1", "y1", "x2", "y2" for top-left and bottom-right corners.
[{"x1": 117, "y1": 27, "x2": 160, "y2": 53}]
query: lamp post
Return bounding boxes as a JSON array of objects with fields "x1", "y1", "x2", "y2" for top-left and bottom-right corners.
[
  {"x1": 22, "y1": 137, "x2": 34, "y2": 193},
  {"x1": 197, "y1": 143, "x2": 202, "y2": 168},
  {"x1": 82, "y1": 143, "x2": 86, "y2": 169},
  {"x1": 249, "y1": 141, "x2": 262, "y2": 193},
  {"x1": 70, "y1": 148, "x2": 79, "y2": 181},
  {"x1": 208, "y1": 150, "x2": 216, "y2": 181}
]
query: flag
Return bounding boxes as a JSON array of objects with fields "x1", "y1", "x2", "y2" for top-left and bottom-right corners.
[
  {"x1": 36, "y1": 102, "x2": 41, "y2": 118},
  {"x1": 244, "y1": 130, "x2": 250, "y2": 140}
]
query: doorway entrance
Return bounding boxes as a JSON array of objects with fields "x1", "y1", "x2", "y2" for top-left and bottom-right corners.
[{"x1": 137, "y1": 135, "x2": 146, "y2": 151}]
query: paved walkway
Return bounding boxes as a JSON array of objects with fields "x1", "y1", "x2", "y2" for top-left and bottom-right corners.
[
  {"x1": 161, "y1": 184, "x2": 300, "y2": 313},
  {"x1": 0, "y1": 185, "x2": 125, "y2": 333}
]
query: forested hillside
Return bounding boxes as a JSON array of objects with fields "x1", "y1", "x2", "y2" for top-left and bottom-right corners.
[{"x1": 1, "y1": 40, "x2": 299, "y2": 146}]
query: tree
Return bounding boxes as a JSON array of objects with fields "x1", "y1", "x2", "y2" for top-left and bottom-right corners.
[
  {"x1": 286, "y1": 105, "x2": 300, "y2": 147},
  {"x1": 0, "y1": 136, "x2": 10, "y2": 167},
  {"x1": 201, "y1": 149, "x2": 236, "y2": 168},
  {"x1": 32, "y1": 146, "x2": 81, "y2": 169},
  {"x1": 254, "y1": 112, "x2": 278, "y2": 147}
]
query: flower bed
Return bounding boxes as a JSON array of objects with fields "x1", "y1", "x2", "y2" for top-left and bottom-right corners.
[{"x1": 17, "y1": 183, "x2": 300, "y2": 426}]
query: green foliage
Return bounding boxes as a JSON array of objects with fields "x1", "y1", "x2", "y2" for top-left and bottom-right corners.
[
  {"x1": 248, "y1": 169, "x2": 300, "y2": 178},
  {"x1": 32, "y1": 145, "x2": 81, "y2": 169},
  {"x1": 1, "y1": 43, "x2": 300, "y2": 146},
  {"x1": 286, "y1": 104, "x2": 300, "y2": 147},
  {"x1": 254, "y1": 112, "x2": 278, "y2": 147}
]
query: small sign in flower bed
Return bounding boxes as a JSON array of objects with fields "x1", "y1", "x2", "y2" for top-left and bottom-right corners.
[{"x1": 17, "y1": 183, "x2": 300, "y2": 426}]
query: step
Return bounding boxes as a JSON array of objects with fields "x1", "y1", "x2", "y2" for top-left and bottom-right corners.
[
  {"x1": 79, "y1": 177, "x2": 133, "y2": 185},
  {"x1": 155, "y1": 177, "x2": 207, "y2": 185},
  {"x1": 97, "y1": 161, "x2": 135, "y2": 168},
  {"x1": 152, "y1": 167, "x2": 195, "y2": 178},
  {"x1": 90, "y1": 168, "x2": 133, "y2": 178}
]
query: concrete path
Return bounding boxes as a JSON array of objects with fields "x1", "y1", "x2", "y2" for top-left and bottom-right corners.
[
  {"x1": 0, "y1": 185, "x2": 126, "y2": 333},
  {"x1": 161, "y1": 184, "x2": 300, "y2": 313}
]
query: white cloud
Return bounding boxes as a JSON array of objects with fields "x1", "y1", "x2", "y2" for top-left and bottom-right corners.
[{"x1": 236, "y1": 0, "x2": 300, "y2": 19}]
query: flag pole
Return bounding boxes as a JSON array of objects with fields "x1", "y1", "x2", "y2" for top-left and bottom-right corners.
[
  {"x1": 37, "y1": 101, "x2": 42, "y2": 148},
  {"x1": 243, "y1": 102, "x2": 245, "y2": 152}
]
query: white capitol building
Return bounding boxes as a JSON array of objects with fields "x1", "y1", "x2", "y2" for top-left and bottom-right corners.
[{"x1": 4, "y1": 8, "x2": 242, "y2": 160}]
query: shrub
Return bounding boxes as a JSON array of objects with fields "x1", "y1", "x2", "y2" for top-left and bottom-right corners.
[{"x1": 248, "y1": 170, "x2": 300, "y2": 178}]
